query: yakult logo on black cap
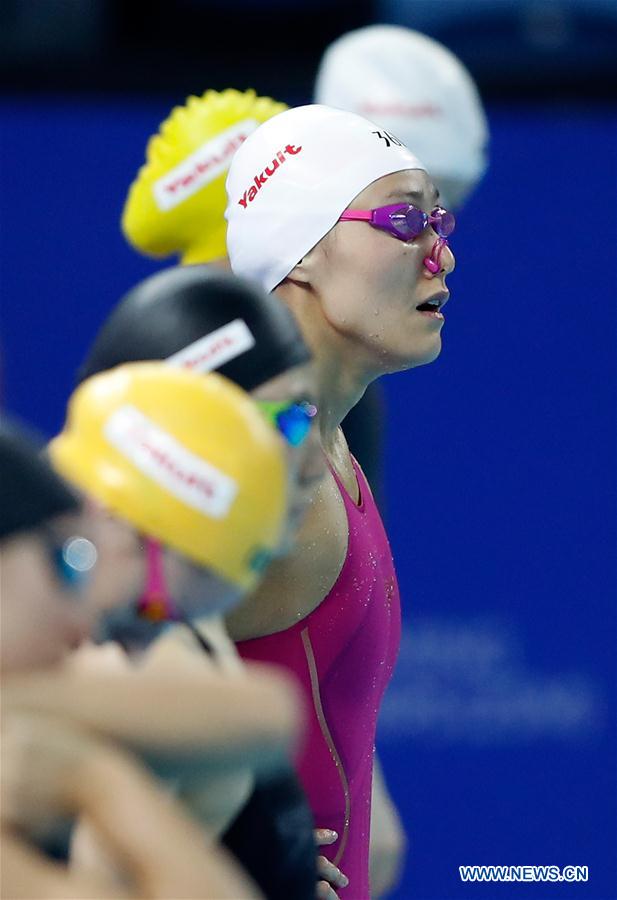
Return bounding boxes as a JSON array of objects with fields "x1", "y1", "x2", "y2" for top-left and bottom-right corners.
[
  {"x1": 237, "y1": 144, "x2": 302, "y2": 208},
  {"x1": 166, "y1": 320, "x2": 255, "y2": 374}
]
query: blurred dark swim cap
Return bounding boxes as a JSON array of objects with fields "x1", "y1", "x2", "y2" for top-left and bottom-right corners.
[
  {"x1": 79, "y1": 265, "x2": 311, "y2": 392},
  {"x1": 0, "y1": 417, "x2": 80, "y2": 543}
]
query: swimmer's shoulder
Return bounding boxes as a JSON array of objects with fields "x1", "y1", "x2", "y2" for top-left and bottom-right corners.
[{"x1": 225, "y1": 466, "x2": 349, "y2": 642}]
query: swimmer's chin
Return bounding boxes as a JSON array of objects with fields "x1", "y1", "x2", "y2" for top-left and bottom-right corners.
[{"x1": 395, "y1": 338, "x2": 444, "y2": 371}]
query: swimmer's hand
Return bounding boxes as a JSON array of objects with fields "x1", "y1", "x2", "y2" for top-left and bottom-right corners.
[{"x1": 315, "y1": 828, "x2": 349, "y2": 898}]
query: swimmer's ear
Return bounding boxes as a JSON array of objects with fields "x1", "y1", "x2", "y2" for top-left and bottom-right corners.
[
  {"x1": 285, "y1": 245, "x2": 320, "y2": 287},
  {"x1": 284, "y1": 259, "x2": 310, "y2": 287}
]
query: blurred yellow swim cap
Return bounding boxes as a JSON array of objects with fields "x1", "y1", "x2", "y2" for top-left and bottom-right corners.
[
  {"x1": 50, "y1": 362, "x2": 287, "y2": 590},
  {"x1": 122, "y1": 88, "x2": 287, "y2": 265}
]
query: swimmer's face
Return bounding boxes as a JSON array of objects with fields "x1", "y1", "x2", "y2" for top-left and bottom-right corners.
[
  {"x1": 79, "y1": 504, "x2": 145, "y2": 617},
  {"x1": 302, "y1": 170, "x2": 455, "y2": 372},
  {"x1": 0, "y1": 512, "x2": 97, "y2": 673},
  {"x1": 92, "y1": 535, "x2": 242, "y2": 644},
  {"x1": 252, "y1": 362, "x2": 325, "y2": 550}
]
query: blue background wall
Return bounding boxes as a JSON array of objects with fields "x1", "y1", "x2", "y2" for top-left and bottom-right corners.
[{"x1": 2, "y1": 97, "x2": 615, "y2": 898}]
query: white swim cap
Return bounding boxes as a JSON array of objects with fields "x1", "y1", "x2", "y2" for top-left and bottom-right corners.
[
  {"x1": 315, "y1": 25, "x2": 488, "y2": 206},
  {"x1": 225, "y1": 104, "x2": 424, "y2": 293}
]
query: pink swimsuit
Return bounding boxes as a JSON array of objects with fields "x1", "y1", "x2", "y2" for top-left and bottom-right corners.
[{"x1": 236, "y1": 458, "x2": 401, "y2": 899}]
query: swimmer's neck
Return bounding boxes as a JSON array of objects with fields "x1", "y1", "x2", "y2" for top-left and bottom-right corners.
[
  {"x1": 274, "y1": 284, "x2": 379, "y2": 447},
  {"x1": 317, "y1": 358, "x2": 372, "y2": 455}
]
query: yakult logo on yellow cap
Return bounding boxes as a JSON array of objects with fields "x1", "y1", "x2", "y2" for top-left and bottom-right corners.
[
  {"x1": 154, "y1": 119, "x2": 259, "y2": 211},
  {"x1": 105, "y1": 405, "x2": 238, "y2": 518},
  {"x1": 237, "y1": 143, "x2": 302, "y2": 208}
]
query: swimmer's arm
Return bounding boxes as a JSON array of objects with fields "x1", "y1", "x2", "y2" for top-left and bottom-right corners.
[
  {"x1": 70, "y1": 750, "x2": 262, "y2": 899},
  {"x1": 2, "y1": 667, "x2": 302, "y2": 777},
  {"x1": 145, "y1": 625, "x2": 257, "y2": 837},
  {"x1": 2, "y1": 714, "x2": 261, "y2": 898},
  {"x1": 0, "y1": 830, "x2": 125, "y2": 900},
  {"x1": 369, "y1": 755, "x2": 406, "y2": 899}
]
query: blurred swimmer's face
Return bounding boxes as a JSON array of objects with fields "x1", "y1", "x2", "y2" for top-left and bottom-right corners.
[
  {"x1": 252, "y1": 362, "x2": 325, "y2": 546},
  {"x1": 87, "y1": 516, "x2": 242, "y2": 620},
  {"x1": 77, "y1": 502, "x2": 146, "y2": 617},
  {"x1": 0, "y1": 512, "x2": 98, "y2": 672},
  {"x1": 92, "y1": 531, "x2": 244, "y2": 647},
  {"x1": 299, "y1": 170, "x2": 455, "y2": 372}
]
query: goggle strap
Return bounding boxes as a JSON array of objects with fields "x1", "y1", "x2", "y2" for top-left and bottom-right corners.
[
  {"x1": 339, "y1": 210, "x2": 373, "y2": 222},
  {"x1": 136, "y1": 538, "x2": 181, "y2": 623}
]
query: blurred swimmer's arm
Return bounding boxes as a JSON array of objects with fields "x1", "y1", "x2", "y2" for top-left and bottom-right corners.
[
  {"x1": 1, "y1": 714, "x2": 262, "y2": 900},
  {"x1": 2, "y1": 664, "x2": 303, "y2": 777},
  {"x1": 145, "y1": 622, "x2": 256, "y2": 838},
  {"x1": 70, "y1": 748, "x2": 262, "y2": 899},
  {"x1": 0, "y1": 831, "x2": 125, "y2": 900},
  {"x1": 369, "y1": 755, "x2": 406, "y2": 899}
]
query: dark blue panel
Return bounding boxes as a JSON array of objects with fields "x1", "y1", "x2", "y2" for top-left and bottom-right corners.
[{"x1": 0, "y1": 96, "x2": 171, "y2": 434}]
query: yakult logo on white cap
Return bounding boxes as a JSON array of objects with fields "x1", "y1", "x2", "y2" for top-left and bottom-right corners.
[
  {"x1": 225, "y1": 104, "x2": 425, "y2": 293},
  {"x1": 153, "y1": 119, "x2": 259, "y2": 211},
  {"x1": 237, "y1": 143, "x2": 302, "y2": 208},
  {"x1": 166, "y1": 319, "x2": 255, "y2": 374},
  {"x1": 314, "y1": 26, "x2": 488, "y2": 188},
  {"x1": 105, "y1": 405, "x2": 238, "y2": 518},
  {"x1": 362, "y1": 102, "x2": 443, "y2": 119}
]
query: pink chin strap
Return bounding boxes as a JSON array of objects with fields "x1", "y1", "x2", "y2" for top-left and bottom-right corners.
[
  {"x1": 136, "y1": 538, "x2": 181, "y2": 623},
  {"x1": 424, "y1": 237, "x2": 448, "y2": 274}
]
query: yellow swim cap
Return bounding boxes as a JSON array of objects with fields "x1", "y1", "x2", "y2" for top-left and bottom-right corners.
[
  {"x1": 50, "y1": 362, "x2": 287, "y2": 590},
  {"x1": 122, "y1": 89, "x2": 287, "y2": 265}
]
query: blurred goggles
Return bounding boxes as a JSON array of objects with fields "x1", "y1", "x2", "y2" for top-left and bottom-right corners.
[
  {"x1": 339, "y1": 203, "x2": 455, "y2": 242},
  {"x1": 44, "y1": 531, "x2": 98, "y2": 591},
  {"x1": 258, "y1": 400, "x2": 317, "y2": 447}
]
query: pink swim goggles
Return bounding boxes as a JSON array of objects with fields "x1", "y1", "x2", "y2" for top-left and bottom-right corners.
[{"x1": 339, "y1": 203, "x2": 455, "y2": 243}]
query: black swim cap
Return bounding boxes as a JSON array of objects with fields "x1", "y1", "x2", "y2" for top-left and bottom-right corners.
[
  {"x1": 79, "y1": 265, "x2": 311, "y2": 391},
  {"x1": 0, "y1": 418, "x2": 80, "y2": 543}
]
